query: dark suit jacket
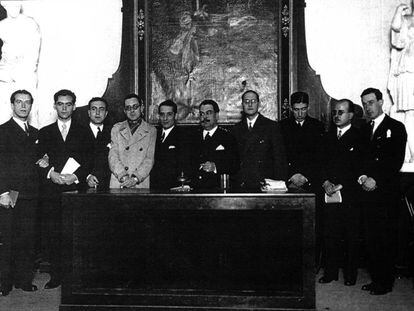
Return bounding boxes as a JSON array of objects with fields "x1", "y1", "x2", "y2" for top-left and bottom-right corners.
[
  {"x1": 280, "y1": 116, "x2": 325, "y2": 190},
  {"x1": 192, "y1": 127, "x2": 239, "y2": 189},
  {"x1": 38, "y1": 120, "x2": 89, "y2": 197},
  {"x1": 0, "y1": 118, "x2": 38, "y2": 195},
  {"x1": 360, "y1": 115, "x2": 407, "y2": 203},
  {"x1": 83, "y1": 124, "x2": 112, "y2": 189},
  {"x1": 150, "y1": 126, "x2": 192, "y2": 190},
  {"x1": 320, "y1": 126, "x2": 363, "y2": 204},
  {"x1": 232, "y1": 114, "x2": 288, "y2": 189}
]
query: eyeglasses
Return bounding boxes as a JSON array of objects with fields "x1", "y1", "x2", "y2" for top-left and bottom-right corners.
[
  {"x1": 124, "y1": 104, "x2": 142, "y2": 111},
  {"x1": 242, "y1": 99, "x2": 258, "y2": 105}
]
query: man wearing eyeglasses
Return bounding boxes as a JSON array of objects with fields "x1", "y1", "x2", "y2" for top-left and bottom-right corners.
[
  {"x1": 232, "y1": 90, "x2": 288, "y2": 190},
  {"x1": 37, "y1": 89, "x2": 89, "y2": 290},
  {"x1": 108, "y1": 94, "x2": 156, "y2": 188}
]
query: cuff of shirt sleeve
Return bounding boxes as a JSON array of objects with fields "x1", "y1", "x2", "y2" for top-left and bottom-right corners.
[{"x1": 47, "y1": 167, "x2": 55, "y2": 179}]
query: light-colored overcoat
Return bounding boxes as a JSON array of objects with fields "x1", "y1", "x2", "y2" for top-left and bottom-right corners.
[{"x1": 108, "y1": 120, "x2": 156, "y2": 188}]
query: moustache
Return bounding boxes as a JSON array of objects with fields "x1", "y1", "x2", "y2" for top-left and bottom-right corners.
[{"x1": 202, "y1": 119, "x2": 210, "y2": 123}]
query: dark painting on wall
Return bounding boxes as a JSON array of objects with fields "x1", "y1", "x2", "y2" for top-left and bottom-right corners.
[{"x1": 148, "y1": 0, "x2": 279, "y2": 124}]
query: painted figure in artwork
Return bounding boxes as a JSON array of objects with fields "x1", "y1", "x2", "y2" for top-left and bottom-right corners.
[
  {"x1": 0, "y1": 0, "x2": 41, "y2": 125},
  {"x1": 388, "y1": 1, "x2": 414, "y2": 162}
]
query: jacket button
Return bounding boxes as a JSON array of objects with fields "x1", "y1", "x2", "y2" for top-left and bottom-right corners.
[
  {"x1": 375, "y1": 158, "x2": 379, "y2": 161},
  {"x1": 125, "y1": 166, "x2": 129, "y2": 171},
  {"x1": 140, "y1": 147, "x2": 143, "y2": 151},
  {"x1": 126, "y1": 146, "x2": 129, "y2": 150}
]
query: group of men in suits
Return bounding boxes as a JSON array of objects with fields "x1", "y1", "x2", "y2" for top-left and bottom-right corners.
[
  {"x1": 0, "y1": 86, "x2": 407, "y2": 297},
  {"x1": 316, "y1": 88, "x2": 407, "y2": 296}
]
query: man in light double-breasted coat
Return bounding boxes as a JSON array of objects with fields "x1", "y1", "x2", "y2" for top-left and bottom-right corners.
[{"x1": 109, "y1": 94, "x2": 156, "y2": 188}]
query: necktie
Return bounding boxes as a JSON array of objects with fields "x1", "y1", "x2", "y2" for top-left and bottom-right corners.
[
  {"x1": 370, "y1": 120, "x2": 375, "y2": 140},
  {"x1": 24, "y1": 123, "x2": 29, "y2": 136},
  {"x1": 204, "y1": 132, "x2": 211, "y2": 141},
  {"x1": 61, "y1": 123, "x2": 67, "y2": 141},
  {"x1": 248, "y1": 121, "x2": 253, "y2": 131},
  {"x1": 337, "y1": 129, "x2": 342, "y2": 139},
  {"x1": 96, "y1": 126, "x2": 102, "y2": 139}
]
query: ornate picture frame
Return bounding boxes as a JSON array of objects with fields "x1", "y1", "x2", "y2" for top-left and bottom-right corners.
[{"x1": 136, "y1": 0, "x2": 286, "y2": 125}]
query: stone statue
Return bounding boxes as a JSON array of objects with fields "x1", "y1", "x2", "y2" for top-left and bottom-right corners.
[
  {"x1": 388, "y1": 1, "x2": 414, "y2": 163},
  {"x1": 0, "y1": 0, "x2": 41, "y2": 125}
]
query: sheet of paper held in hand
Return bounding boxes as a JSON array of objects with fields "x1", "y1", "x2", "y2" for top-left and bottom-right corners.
[
  {"x1": 61, "y1": 157, "x2": 81, "y2": 174},
  {"x1": 9, "y1": 190, "x2": 19, "y2": 206}
]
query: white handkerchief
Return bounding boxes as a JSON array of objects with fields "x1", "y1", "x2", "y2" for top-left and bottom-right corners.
[
  {"x1": 325, "y1": 190, "x2": 342, "y2": 203},
  {"x1": 107, "y1": 143, "x2": 111, "y2": 149},
  {"x1": 61, "y1": 157, "x2": 81, "y2": 174},
  {"x1": 169, "y1": 145, "x2": 176, "y2": 149},
  {"x1": 35, "y1": 139, "x2": 39, "y2": 144},
  {"x1": 216, "y1": 144, "x2": 225, "y2": 150},
  {"x1": 386, "y1": 129, "x2": 391, "y2": 138}
]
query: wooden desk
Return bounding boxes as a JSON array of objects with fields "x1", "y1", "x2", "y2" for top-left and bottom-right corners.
[{"x1": 60, "y1": 190, "x2": 315, "y2": 311}]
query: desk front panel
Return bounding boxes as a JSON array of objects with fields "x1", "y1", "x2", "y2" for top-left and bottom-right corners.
[{"x1": 61, "y1": 191, "x2": 315, "y2": 311}]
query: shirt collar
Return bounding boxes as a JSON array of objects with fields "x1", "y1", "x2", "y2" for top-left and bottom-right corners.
[
  {"x1": 162, "y1": 125, "x2": 175, "y2": 140},
  {"x1": 58, "y1": 119, "x2": 71, "y2": 131},
  {"x1": 12, "y1": 117, "x2": 28, "y2": 132},
  {"x1": 371, "y1": 113, "x2": 385, "y2": 133},
  {"x1": 203, "y1": 125, "x2": 218, "y2": 139},
  {"x1": 247, "y1": 114, "x2": 259, "y2": 128},
  {"x1": 337, "y1": 123, "x2": 351, "y2": 136},
  {"x1": 89, "y1": 122, "x2": 103, "y2": 138}
]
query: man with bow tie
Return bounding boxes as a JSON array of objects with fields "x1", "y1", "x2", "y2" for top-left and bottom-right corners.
[
  {"x1": 108, "y1": 94, "x2": 156, "y2": 188},
  {"x1": 150, "y1": 100, "x2": 192, "y2": 190},
  {"x1": 0, "y1": 90, "x2": 41, "y2": 295},
  {"x1": 37, "y1": 89, "x2": 89, "y2": 289},
  {"x1": 232, "y1": 90, "x2": 288, "y2": 190},
  {"x1": 359, "y1": 87, "x2": 407, "y2": 295},
  {"x1": 84, "y1": 97, "x2": 112, "y2": 189},
  {"x1": 192, "y1": 100, "x2": 239, "y2": 189}
]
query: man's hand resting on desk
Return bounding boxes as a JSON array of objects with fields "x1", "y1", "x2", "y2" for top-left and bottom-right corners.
[
  {"x1": 120, "y1": 175, "x2": 139, "y2": 188},
  {"x1": 87, "y1": 175, "x2": 99, "y2": 188}
]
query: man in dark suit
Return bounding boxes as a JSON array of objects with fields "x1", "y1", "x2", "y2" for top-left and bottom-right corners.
[
  {"x1": 84, "y1": 97, "x2": 111, "y2": 189},
  {"x1": 0, "y1": 90, "x2": 40, "y2": 295},
  {"x1": 280, "y1": 91, "x2": 325, "y2": 191},
  {"x1": 38, "y1": 89, "x2": 89, "y2": 289},
  {"x1": 359, "y1": 87, "x2": 407, "y2": 295},
  {"x1": 192, "y1": 100, "x2": 239, "y2": 189},
  {"x1": 150, "y1": 100, "x2": 192, "y2": 190},
  {"x1": 318, "y1": 99, "x2": 363, "y2": 287},
  {"x1": 232, "y1": 90, "x2": 288, "y2": 190}
]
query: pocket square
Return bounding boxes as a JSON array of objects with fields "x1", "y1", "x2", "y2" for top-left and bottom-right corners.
[
  {"x1": 35, "y1": 139, "x2": 39, "y2": 144},
  {"x1": 169, "y1": 145, "x2": 176, "y2": 149},
  {"x1": 259, "y1": 140, "x2": 265, "y2": 144},
  {"x1": 216, "y1": 144, "x2": 225, "y2": 150},
  {"x1": 349, "y1": 147, "x2": 354, "y2": 151},
  {"x1": 107, "y1": 143, "x2": 112, "y2": 149},
  {"x1": 386, "y1": 129, "x2": 391, "y2": 138}
]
